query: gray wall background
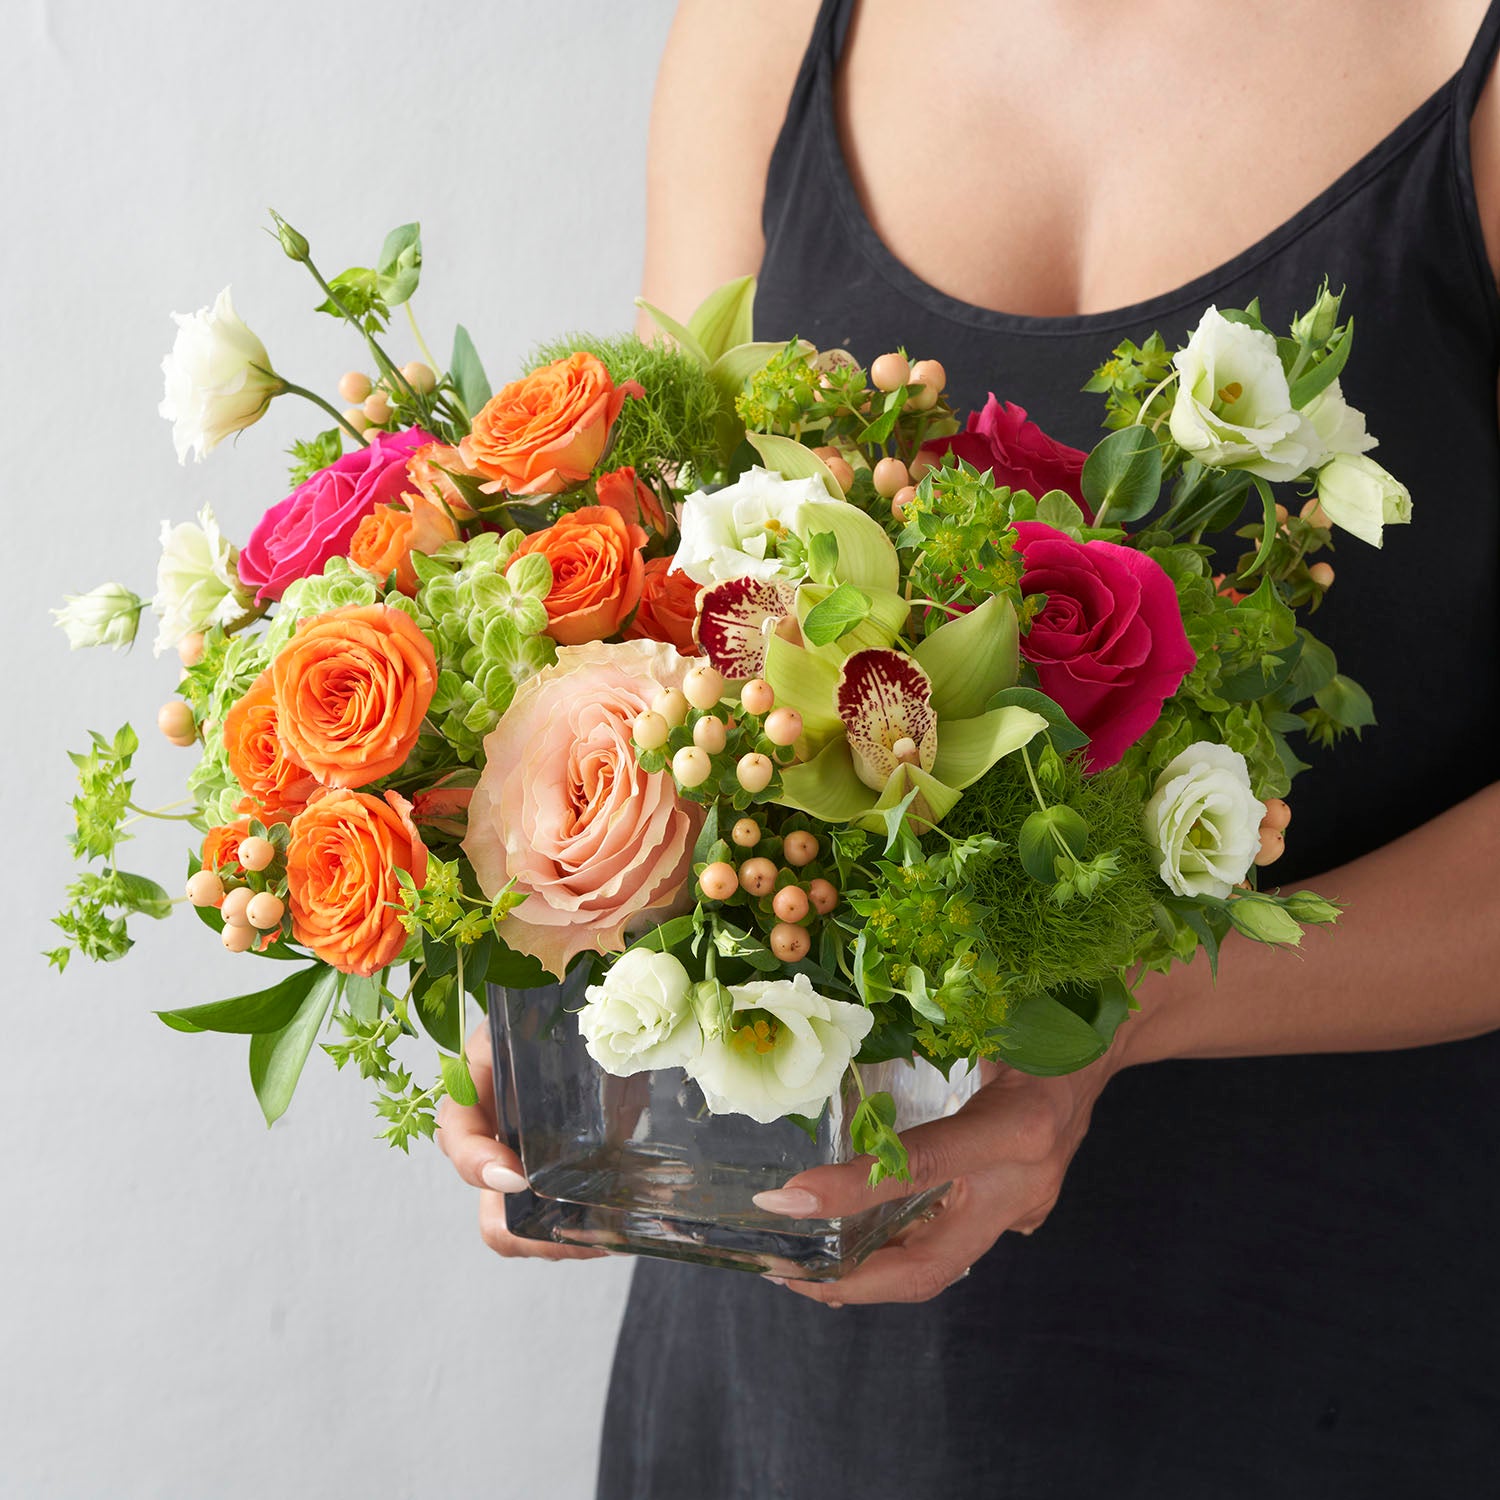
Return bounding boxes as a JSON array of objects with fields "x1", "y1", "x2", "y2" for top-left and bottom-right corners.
[{"x1": 2, "y1": 4, "x2": 679, "y2": 1495}]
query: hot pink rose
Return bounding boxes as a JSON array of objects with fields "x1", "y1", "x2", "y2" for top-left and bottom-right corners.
[
  {"x1": 238, "y1": 427, "x2": 435, "y2": 601},
  {"x1": 924, "y1": 398, "x2": 1089, "y2": 511},
  {"x1": 462, "y1": 639, "x2": 704, "y2": 978},
  {"x1": 1014, "y1": 521, "x2": 1195, "y2": 771}
]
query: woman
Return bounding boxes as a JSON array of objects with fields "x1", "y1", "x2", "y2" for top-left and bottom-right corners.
[{"x1": 440, "y1": 2, "x2": 1500, "y2": 1492}]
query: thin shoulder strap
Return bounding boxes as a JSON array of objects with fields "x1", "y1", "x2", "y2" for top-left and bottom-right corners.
[{"x1": 1455, "y1": 0, "x2": 1500, "y2": 119}]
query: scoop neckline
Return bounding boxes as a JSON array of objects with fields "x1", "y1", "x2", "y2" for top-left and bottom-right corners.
[{"x1": 816, "y1": 47, "x2": 1459, "y2": 338}]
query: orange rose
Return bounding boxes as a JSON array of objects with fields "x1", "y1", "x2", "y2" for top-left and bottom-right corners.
[
  {"x1": 201, "y1": 820, "x2": 252, "y2": 871},
  {"x1": 625, "y1": 556, "x2": 703, "y2": 656},
  {"x1": 406, "y1": 441, "x2": 481, "y2": 516},
  {"x1": 508, "y1": 505, "x2": 646, "y2": 646},
  {"x1": 270, "y1": 604, "x2": 438, "y2": 788},
  {"x1": 596, "y1": 465, "x2": 668, "y2": 535},
  {"x1": 459, "y1": 351, "x2": 641, "y2": 497},
  {"x1": 223, "y1": 669, "x2": 320, "y2": 824},
  {"x1": 286, "y1": 788, "x2": 428, "y2": 976},
  {"x1": 349, "y1": 495, "x2": 459, "y2": 595}
]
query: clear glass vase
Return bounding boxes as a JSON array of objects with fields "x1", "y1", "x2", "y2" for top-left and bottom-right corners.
[{"x1": 488, "y1": 968, "x2": 979, "y2": 1279}]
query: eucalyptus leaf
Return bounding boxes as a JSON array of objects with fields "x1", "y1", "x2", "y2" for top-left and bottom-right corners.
[
  {"x1": 158, "y1": 964, "x2": 325, "y2": 1035},
  {"x1": 449, "y1": 325, "x2": 491, "y2": 415},
  {"x1": 1081, "y1": 426, "x2": 1162, "y2": 525},
  {"x1": 985, "y1": 686, "x2": 1090, "y2": 754}
]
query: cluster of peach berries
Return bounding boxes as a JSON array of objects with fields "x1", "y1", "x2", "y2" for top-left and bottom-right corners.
[
  {"x1": 1255, "y1": 797, "x2": 1292, "y2": 869},
  {"x1": 184, "y1": 834, "x2": 289, "y2": 953},
  {"x1": 696, "y1": 817, "x2": 839, "y2": 964},
  {"x1": 337, "y1": 362, "x2": 437, "y2": 437},
  {"x1": 810, "y1": 351, "x2": 948, "y2": 523},
  {"x1": 632, "y1": 664, "x2": 802, "y2": 798}
]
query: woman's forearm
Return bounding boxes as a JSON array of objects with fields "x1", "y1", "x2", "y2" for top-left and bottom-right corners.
[{"x1": 1120, "y1": 779, "x2": 1500, "y2": 1067}]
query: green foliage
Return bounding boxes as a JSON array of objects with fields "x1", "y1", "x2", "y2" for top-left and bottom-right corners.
[
  {"x1": 735, "y1": 339, "x2": 817, "y2": 433},
  {"x1": 47, "y1": 725, "x2": 172, "y2": 969},
  {"x1": 895, "y1": 461, "x2": 1026, "y2": 613},
  {"x1": 526, "y1": 332, "x2": 724, "y2": 482},
  {"x1": 850, "y1": 1089, "x2": 910, "y2": 1187},
  {"x1": 410, "y1": 531, "x2": 557, "y2": 762},
  {"x1": 286, "y1": 427, "x2": 342, "y2": 486},
  {"x1": 937, "y1": 754, "x2": 1161, "y2": 1004},
  {"x1": 1082, "y1": 331, "x2": 1175, "y2": 429}
]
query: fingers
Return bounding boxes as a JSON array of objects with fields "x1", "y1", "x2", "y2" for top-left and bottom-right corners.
[
  {"x1": 437, "y1": 1018, "x2": 528, "y2": 1193},
  {"x1": 477, "y1": 1189, "x2": 607, "y2": 1262},
  {"x1": 757, "y1": 1080, "x2": 1061, "y2": 1221},
  {"x1": 781, "y1": 1178, "x2": 1005, "y2": 1307}
]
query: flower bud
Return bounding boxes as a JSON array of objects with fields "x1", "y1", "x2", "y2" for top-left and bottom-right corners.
[
  {"x1": 1290, "y1": 282, "x2": 1343, "y2": 347},
  {"x1": 1226, "y1": 895, "x2": 1303, "y2": 946},
  {"x1": 52, "y1": 583, "x2": 145, "y2": 651},
  {"x1": 1280, "y1": 890, "x2": 1340, "y2": 925},
  {"x1": 272, "y1": 212, "x2": 311, "y2": 262}
]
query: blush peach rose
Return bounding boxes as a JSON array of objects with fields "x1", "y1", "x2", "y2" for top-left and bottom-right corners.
[
  {"x1": 596, "y1": 464, "x2": 668, "y2": 535},
  {"x1": 223, "y1": 668, "x2": 319, "y2": 824},
  {"x1": 508, "y1": 504, "x2": 646, "y2": 646},
  {"x1": 459, "y1": 351, "x2": 641, "y2": 497},
  {"x1": 624, "y1": 555, "x2": 703, "y2": 656},
  {"x1": 270, "y1": 604, "x2": 437, "y2": 788},
  {"x1": 286, "y1": 788, "x2": 428, "y2": 976},
  {"x1": 406, "y1": 441, "x2": 482, "y2": 517},
  {"x1": 462, "y1": 638, "x2": 704, "y2": 977},
  {"x1": 349, "y1": 494, "x2": 459, "y2": 595}
]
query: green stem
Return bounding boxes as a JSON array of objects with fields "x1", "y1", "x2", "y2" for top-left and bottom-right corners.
[
  {"x1": 1019, "y1": 744, "x2": 1049, "y2": 811},
  {"x1": 405, "y1": 302, "x2": 440, "y2": 373},
  {"x1": 262, "y1": 368, "x2": 368, "y2": 447},
  {"x1": 848, "y1": 1059, "x2": 869, "y2": 1102},
  {"x1": 125, "y1": 801, "x2": 199, "y2": 822}
]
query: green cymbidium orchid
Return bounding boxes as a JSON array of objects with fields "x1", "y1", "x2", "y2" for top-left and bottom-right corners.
[{"x1": 765, "y1": 593, "x2": 1048, "y2": 830}]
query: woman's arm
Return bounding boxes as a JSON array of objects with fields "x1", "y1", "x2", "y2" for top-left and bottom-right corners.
[{"x1": 635, "y1": 0, "x2": 817, "y2": 337}]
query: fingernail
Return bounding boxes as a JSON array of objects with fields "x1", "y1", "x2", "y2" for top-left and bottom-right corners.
[
  {"x1": 752, "y1": 1187, "x2": 820, "y2": 1216},
  {"x1": 764, "y1": 1275, "x2": 787, "y2": 1286},
  {"x1": 481, "y1": 1163, "x2": 529, "y2": 1193},
  {"x1": 826, "y1": 1300, "x2": 844, "y2": 1310}
]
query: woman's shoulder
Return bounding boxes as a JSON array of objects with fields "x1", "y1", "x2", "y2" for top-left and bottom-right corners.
[{"x1": 639, "y1": 0, "x2": 821, "y2": 330}]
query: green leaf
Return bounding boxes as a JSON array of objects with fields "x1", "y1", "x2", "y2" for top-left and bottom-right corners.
[
  {"x1": 706, "y1": 340, "x2": 802, "y2": 405},
  {"x1": 1315, "y1": 674, "x2": 1376, "y2": 731},
  {"x1": 794, "y1": 494, "x2": 901, "y2": 592},
  {"x1": 629, "y1": 915, "x2": 698, "y2": 957},
  {"x1": 1288, "y1": 629, "x2": 1338, "y2": 699},
  {"x1": 1288, "y1": 320, "x2": 1353, "y2": 409},
  {"x1": 112, "y1": 871, "x2": 172, "y2": 920},
  {"x1": 995, "y1": 990, "x2": 1108, "y2": 1076},
  {"x1": 158, "y1": 964, "x2": 324, "y2": 1035},
  {"x1": 440, "y1": 1049, "x2": 479, "y2": 1107},
  {"x1": 984, "y1": 686, "x2": 1090, "y2": 755},
  {"x1": 1035, "y1": 489, "x2": 1088, "y2": 535},
  {"x1": 686, "y1": 275, "x2": 756, "y2": 364},
  {"x1": 633, "y1": 297, "x2": 709, "y2": 365},
  {"x1": 450, "y1": 325, "x2": 491, "y2": 415},
  {"x1": 1018, "y1": 805, "x2": 1089, "y2": 883},
  {"x1": 1053, "y1": 974, "x2": 1132, "y2": 1046},
  {"x1": 807, "y1": 529, "x2": 840, "y2": 585},
  {"x1": 1218, "y1": 632, "x2": 1304, "y2": 703},
  {"x1": 801, "y1": 582, "x2": 872, "y2": 646},
  {"x1": 413, "y1": 971, "x2": 460, "y2": 1051},
  {"x1": 485, "y1": 941, "x2": 554, "y2": 990},
  {"x1": 692, "y1": 802, "x2": 722, "y2": 866},
  {"x1": 248, "y1": 967, "x2": 339, "y2": 1125},
  {"x1": 786, "y1": 1111, "x2": 823, "y2": 1144},
  {"x1": 1081, "y1": 426, "x2": 1163, "y2": 524},
  {"x1": 930, "y1": 705, "x2": 1050, "y2": 790},
  {"x1": 376, "y1": 222, "x2": 422, "y2": 306}
]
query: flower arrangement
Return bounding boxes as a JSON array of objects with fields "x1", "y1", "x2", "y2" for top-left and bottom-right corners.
[{"x1": 51, "y1": 216, "x2": 1407, "y2": 1186}]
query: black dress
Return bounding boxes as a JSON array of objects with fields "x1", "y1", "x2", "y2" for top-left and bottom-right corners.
[{"x1": 598, "y1": 3, "x2": 1500, "y2": 1493}]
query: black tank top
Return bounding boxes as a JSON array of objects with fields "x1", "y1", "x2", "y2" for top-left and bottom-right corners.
[{"x1": 599, "y1": 5, "x2": 1500, "y2": 1494}]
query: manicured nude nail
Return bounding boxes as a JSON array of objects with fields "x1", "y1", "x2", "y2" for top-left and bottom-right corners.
[
  {"x1": 752, "y1": 1187, "x2": 820, "y2": 1216},
  {"x1": 764, "y1": 1275, "x2": 787, "y2": 1286},
  {"x1": 481, "y1": 1163, "x2": 529, "y2": 1193}
]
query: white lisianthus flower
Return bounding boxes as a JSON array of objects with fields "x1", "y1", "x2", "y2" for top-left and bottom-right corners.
[
  {"x1": 151, "y1": 505, "x2": 254, "y2": 656},
  {"x1": 688, "y1": 973, "x2": 874, "y2": 1124},
  {"x1": 51, "y1": 582, "x2": 145, "y2": 651},
  {"x1": 1169, "y1": 307, "x2": 1322, "y2": 481},
  {"x1": 672, "y1": 466, "x2": 832, "y2": 586},
  {"x1": 1144, "y1": 741, "x2": 1267, "y2": 899},
  {"x1": 158, "y1": 286, "x2": 279, "y2": 463},
  {"x1": 1301, "y1": 379, "x2": 1377, "y2": 459},
  {"x1": 580, "y1": 949, "x2": 702, "y2": 1077},
  {"x1": 1313, "y1": 453, "x2": 1412, "y2": 549}
]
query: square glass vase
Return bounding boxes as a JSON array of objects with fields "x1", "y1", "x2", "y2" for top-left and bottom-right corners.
[{"x1": 488, "y1": 968, "x2": 979, "y2": 1280}]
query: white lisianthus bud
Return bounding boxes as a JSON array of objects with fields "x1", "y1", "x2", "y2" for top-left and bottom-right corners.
[
  {"x1": 1168, "y1": 307, "x2": 1322, "y2": 481},
  {"x1": 580, "y1": 948, "x2": 702, "y2": 1077},
  {"x1": 672, "y1": 467, "x2": 831, "y2": 586},
  {"x1": 687, "y1": 973, "x2": 873, "y2": 1124},
  {"x1": 1144, "y1": 741, "x2": 1266, "y2": 900},
  {"x1": 51, "y1": 583, "x2": 145, "y2": 651},
  {"x1": 1300, "y1": 379, "x2": 1376, "y2": 460},
  {"x1": 158, "y1": 286, "x2": 280, "y2": 463},
  {"x1": 1313, "y1": 453, "x2": 1412, "y2": 549},
  {"x1": 151, "y1": 504, "x2": 254, "y2": 656}
]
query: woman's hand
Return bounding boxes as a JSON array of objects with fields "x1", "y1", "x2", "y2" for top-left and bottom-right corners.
[
  {"x1": 755, "y1": 1052, "x2": 1124, "y2": 1307},
  {"x1": 435, "y1": 1020, "x2": 606, "y2": 1263}
]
